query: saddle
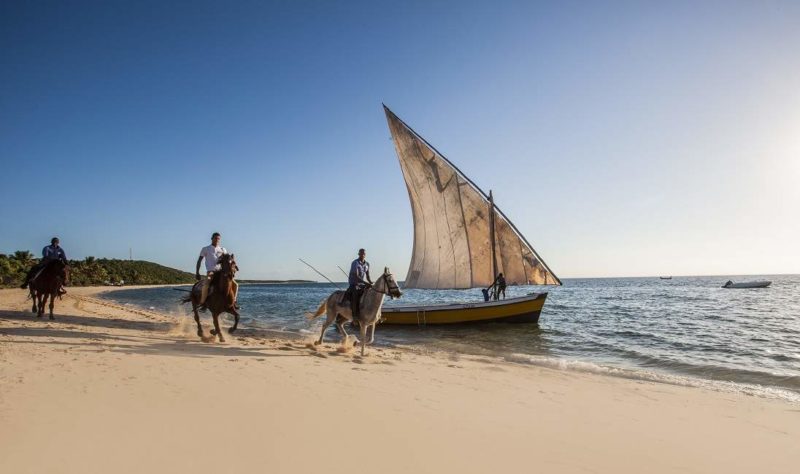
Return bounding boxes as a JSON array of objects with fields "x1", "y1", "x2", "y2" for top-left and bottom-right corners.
[{"x1": 341, "y1": 286, "x2": 366, "y2": 319}]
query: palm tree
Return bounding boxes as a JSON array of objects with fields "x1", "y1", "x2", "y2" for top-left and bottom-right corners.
[{"x1": 12, "y1": 250, "x2": 34, "y2": 267}]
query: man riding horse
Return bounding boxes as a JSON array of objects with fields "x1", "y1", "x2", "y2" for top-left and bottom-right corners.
[
  {"x1": 196, "y1": 232, "x2": 239, "y2": 315},
  {"x1": 344, "y1": 248, "x2": 372, "y2": 319},
  {"x1": 21, "y1": 237, "x2": 68, "y2": 295}
]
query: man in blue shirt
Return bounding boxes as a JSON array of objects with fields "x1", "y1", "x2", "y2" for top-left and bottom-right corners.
[
  {"x1": 346, "y1": 248, "x2": 372, "y2": 319},
  {"x1": 21, "y1": 237, "x2": 68, "y2": 292}
]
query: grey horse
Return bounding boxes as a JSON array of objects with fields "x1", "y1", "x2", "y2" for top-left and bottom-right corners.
[{"x1": 308, "y1": 267, "x2": 402, "y2": 355}]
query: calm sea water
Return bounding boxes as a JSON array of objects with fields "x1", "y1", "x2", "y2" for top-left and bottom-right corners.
[{"x1": 104, "y1": 274, "x2": 800, "y2": 401}]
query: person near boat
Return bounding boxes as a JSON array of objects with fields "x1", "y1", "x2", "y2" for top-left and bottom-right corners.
[
  {"x1": 196, "y1": 232, "x2": 239, "y2": 310},
  {"x1": 344, "y1": 248, "x2": 372, "y2": 319},
  {"x1": 21, "y1": 237, "x2": 68, "y2": 295},
  {"x1": 491, "y1": 273, "x2": 507, "y2": 300}
]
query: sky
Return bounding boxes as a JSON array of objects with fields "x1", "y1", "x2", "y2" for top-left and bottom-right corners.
[{"x1": 1, "y1": 1, "x2": 799, "y2": 280}]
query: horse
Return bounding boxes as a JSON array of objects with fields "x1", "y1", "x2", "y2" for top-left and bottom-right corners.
[
  {"x1": 308, "y1": 267, "x2": 402, "y2": 356},
  {"x1": 182, "y1": 253, "x2": 239, "y2": 343},
  {"x1": 28, "y1": 260, "x2": 69, "y2": 320}
]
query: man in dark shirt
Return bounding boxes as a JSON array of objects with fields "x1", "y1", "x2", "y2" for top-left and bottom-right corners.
[
  {"x1": 346, "y1": 248, "x2": 372, "y2": 319},
  {"x1": 21, "y1": 237, "x2": 68, "y2": 293},
  {"x1": 490, "y1": 273, "x2": 507, "y2": 300}
]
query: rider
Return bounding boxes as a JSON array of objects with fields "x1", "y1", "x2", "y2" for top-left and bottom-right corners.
[
  {"x1": 195, "y1": 232, "x2": 239, "y2": 311},
  {"x1": 21, "y1": 237, "x2": 68, "y2": 294},
  {"x1": 346, "y1": 248, "x2": 372, "y2": 319}
]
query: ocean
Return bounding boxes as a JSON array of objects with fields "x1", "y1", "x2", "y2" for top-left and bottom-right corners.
[{"x1": 102, "y1": 274, "x2": 800, "y2": 402}]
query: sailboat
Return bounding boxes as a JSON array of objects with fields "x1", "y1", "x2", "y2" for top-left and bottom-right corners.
[{"x1": 379, "y1": 105, "x2": 561, "y2": 325}]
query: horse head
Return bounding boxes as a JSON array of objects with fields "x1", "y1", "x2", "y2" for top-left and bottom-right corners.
[
  {"x1": 379, "y1": 267, "x2": 403, "y2": 299},
  {"x1": 218, "y1": 253, "x2": 238, "y2": 276},
  {"x1": 46, "y1": 259, "x2": 69, "y2": 282}
]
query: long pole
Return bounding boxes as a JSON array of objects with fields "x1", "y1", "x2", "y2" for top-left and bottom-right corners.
[
  {"x1": 337, "y1": 265, "x2": 349, "y2": 279},
  {"x1": 298, "y1": 258, "x2": 343, "y2": 289},
  {"x1": 489, "y1": 190, "x2": 498, "y2": 283}
]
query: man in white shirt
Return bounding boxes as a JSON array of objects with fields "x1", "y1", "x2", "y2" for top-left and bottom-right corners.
[{"x1": 195, "y1": 232, "x2": 239, "y2": 309}]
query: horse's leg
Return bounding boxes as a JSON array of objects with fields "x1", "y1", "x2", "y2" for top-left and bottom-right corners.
[
  {"x1": 359, "y1": 322, "x2": 368, "y2": 356},
  {"x1": 48, "y1": 291, "x2": 56, "y2": 319},
  {"x1": 335, "y1": 316, "x2": 350, "y2": 342},
  {"x1": 368, "y1": 322, "x2": 376, "y2": 344},
  {"x1": 192, "y1": 301, "x2": 205, "y2": 339},
  {"x1": 316, "y1": 310, "x2": 336, "y2": 346},
  {"x1": 212, "y1": 312, "x2": 225, "y2": 342},
  {"x1": 38, "y1": 293, "x2": 47, "y2": 318},
  {"x1": 31, "y1": 289, "x2": 37, "y2": 313},
  {"x1": 229, "y1": 310, "x2": 239, "y2": 334}
]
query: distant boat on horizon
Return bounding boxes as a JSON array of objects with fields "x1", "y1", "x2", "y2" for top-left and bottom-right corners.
[
  {"x1": 660, "y1": 276, "x2": 672, "y2": 280},
  {"x1": 722, "y1": 280, "x2": 771, "y2": 289}
]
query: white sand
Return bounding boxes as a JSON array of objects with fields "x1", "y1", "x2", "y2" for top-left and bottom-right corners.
[{"x1": 1, "y1": 287, "x2": 798, "y2": 473}]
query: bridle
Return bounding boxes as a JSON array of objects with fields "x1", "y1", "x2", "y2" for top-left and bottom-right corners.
[
  {"x1": 218, "y1": 255, "x2": 237, "y2": 279},
  {"x1": 371, "y1": 272, "x2": 401, "y2": 298}
]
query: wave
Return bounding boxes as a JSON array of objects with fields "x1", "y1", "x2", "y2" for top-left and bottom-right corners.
[{"x1": 502, "y1": 353, "x2": 800, "y2": 403}]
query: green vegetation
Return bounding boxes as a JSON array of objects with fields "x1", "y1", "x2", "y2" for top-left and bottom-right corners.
[{"x1": 0, "y1": 252, "x2": 194, "y2": 288}]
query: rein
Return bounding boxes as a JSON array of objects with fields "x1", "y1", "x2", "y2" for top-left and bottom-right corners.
[{"x1": 370, "y1": 273, "x2": 400, "y2": 297}]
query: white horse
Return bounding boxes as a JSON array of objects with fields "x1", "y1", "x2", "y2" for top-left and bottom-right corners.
[{"x1": 308, "y1": 267, "x2": 402, "y2": 355}]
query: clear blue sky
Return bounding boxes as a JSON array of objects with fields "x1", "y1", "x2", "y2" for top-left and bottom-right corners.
[{"x1": 2, "y1": 1, "x2": 798, "y2": 279}]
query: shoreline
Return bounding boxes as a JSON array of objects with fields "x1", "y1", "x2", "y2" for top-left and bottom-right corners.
[
  {"x1": 2, "y1": 286, "x2": 799, "y2": 473},
  {"x1": 99, "y1": 285, "x2": 800, "y2": 404}
]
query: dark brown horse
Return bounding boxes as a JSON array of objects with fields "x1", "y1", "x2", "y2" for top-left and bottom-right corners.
[
  {"x1": 182, "y1": 253, "x2": 239, "y2": 342},
  {"x1": 28, "y1": 260, "x2": 69, "y2": 320}
]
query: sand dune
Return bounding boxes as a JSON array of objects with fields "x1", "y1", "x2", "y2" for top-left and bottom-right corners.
[{"x1": 1, "y1": 287, "x2": 798, "y2": 474}]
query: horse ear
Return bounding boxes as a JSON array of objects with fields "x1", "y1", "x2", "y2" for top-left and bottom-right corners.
[{"x1": 384, "y1": 267, "x2": 389, "y2": 274}]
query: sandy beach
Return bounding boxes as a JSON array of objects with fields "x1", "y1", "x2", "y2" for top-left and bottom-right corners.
[{"x1": 0, "y1": 287, "x2": 798, "y2": 474}]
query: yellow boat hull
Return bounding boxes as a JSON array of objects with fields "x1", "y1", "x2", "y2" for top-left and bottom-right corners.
[{"x1": 380, "y1": 293, "x2": 548, "y2": 325}]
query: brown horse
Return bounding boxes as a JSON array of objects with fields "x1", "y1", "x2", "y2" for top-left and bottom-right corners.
[
  {"x1": 28, "y1": 260, "x2": 69, "y2": 320},
  {"x1": 182, "y1": 253, "x2": 239, "y2": 342}
]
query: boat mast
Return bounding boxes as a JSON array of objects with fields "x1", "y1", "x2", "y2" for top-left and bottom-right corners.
[{"x1": 489, "y1": 190, "x2": 498, "y2": 282}]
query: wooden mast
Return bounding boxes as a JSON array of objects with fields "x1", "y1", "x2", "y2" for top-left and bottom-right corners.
[{"x1": 489, "y1": 190, "x2": 498, "y2": 284}]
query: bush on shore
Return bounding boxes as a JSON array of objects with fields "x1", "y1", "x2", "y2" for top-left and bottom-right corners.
[{"x1": 0, "y1": 252, "x2": 194, "y2": 288}]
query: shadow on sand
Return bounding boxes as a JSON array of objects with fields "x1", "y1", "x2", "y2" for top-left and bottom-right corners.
[{"x1": 0, "y1": 310, "x2": 309, "y2": 359}]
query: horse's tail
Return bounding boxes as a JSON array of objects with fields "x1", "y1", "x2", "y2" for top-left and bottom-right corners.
[
  {"x1": 305, "y1": 298, "x2": 328, "y2": 321},
  {"x1": 181, "y1": 295, "x2": 192, "y2": 305}
]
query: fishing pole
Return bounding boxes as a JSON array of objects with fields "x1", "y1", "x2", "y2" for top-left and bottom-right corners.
[
  {"x1": 298, "y1": 258, "x2": 344, "y2": 289},
  {"x1": 336, "y1": 265, "x2": 349, "y2": 279}
]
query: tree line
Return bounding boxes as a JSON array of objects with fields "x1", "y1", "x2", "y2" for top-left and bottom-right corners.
[{"x1": 0, "y1": 251, "x2": 194, "y2": 288}]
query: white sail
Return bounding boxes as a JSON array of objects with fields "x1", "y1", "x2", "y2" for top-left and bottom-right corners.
[{"x1": 384, "y1": 105, "x2": 561, "y2": 289}]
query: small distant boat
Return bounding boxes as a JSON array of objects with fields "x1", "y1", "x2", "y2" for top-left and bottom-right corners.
[
  {"x1": 660, "y1": 276, "x2": 672, "y2": 280},
  {"x1": 722, "y1": 280, "x2": 771, "y2": 289}
]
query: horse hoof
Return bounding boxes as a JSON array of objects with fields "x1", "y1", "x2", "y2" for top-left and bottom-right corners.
[
  {"x1": 197, "y1": 330, "x2": 204, "y2": 338},
  {"x1": 228, "y1": 327, "x2": 237, "y2": 334},
  {"x1": 314, "y1": 340, "x2": 322, "y2": 346},
  {"x1": 210, "y1": 329, "x2": 218, "y2": 336},
  {"x1": 218, "y1": 337, "x2": 225, "y2": 343}
]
